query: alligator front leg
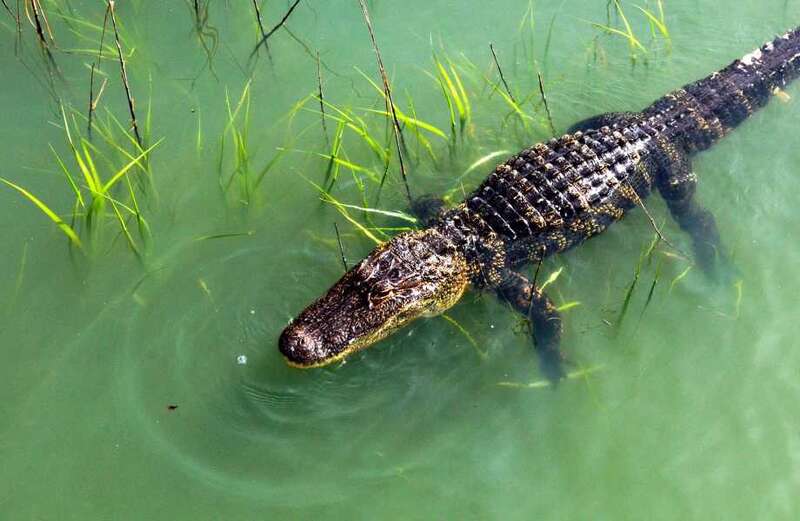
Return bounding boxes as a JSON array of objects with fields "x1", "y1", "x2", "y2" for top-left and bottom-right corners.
[
  {"x1": 410, "y1": 194, "x2": 447, "y2": 226},
  {"x1": 496, "y1": 270, "x2": 565, "y2": 383},
  {"x1": 654, "y1": 143, "x2": 723, "y2": 273}
]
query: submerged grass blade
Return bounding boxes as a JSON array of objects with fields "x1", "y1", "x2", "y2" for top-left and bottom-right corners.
[
  {"x1": 328, "y1": 202, "x2": 417, "y2": 223},
  {"x1": 1, "y1": 177, "x2": 82, "y2": 248},
  {"x1": 101, "y1": 138, "x2": 163, "y2": 193},
  {"x1": 539, "y1": 267, "x2": 564, "y2": 292},
  {"x1": 194, "y1": 230, "x2": 256, "y2": 241},
  {"x1": 497, "y1": 365, "x2": 605, "y2": 389},
  {"x1": 305, "y1": 178, "x2": 382, "y2": 245},
  {"x1": 441, "y1": 314, "x2": 487, "y2": 360},
  {"x1": 49, "y1": 144, "x2": 85, "y2": 208},
  {"x1": 454, "y1": 150, "x2": 510, "y2": 183}
]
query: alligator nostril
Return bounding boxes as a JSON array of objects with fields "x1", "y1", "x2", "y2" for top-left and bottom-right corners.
[{"x1": 279, "y1": 325, "x2": 324, "y2": 365}]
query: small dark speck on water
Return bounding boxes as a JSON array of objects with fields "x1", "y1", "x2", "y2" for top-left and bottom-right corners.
[{"x1": 167, "y1": 405, "x2": 178, "y2": 411}]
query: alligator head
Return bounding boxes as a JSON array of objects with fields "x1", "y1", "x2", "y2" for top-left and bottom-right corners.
[{"x1": 279, "y1": 228, "x2": 470, "y2": 367}]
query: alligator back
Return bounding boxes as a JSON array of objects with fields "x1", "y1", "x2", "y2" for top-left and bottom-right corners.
[
  {"x1": 448, "y1": 26, "x2": 800, "y2": 269},
  {"x1": 461, "y1": 124, "x2": 655, "y2": 260}
]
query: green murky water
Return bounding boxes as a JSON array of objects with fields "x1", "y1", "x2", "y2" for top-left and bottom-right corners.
[{"x1": 2, "y1": 1, "x2": 800, "y2": 519}]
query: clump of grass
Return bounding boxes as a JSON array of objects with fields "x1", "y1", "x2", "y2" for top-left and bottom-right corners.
[
  {"x1": 636, "y1": 1, "x2": 670, "y2": 46},
  {"x1": 431, "y1": 52, "x2": 472, "y2": 146},
  {"x1": 217, "y1": 82, "x2": 286, "y2": 206},
  {"x1": 590, "y1": 0, "x2": 671, "y2": 65},
  {"x1": 592, "y1": 0, "x2": 647, "y2": 64},
  {"x1": 1, "y1": 105, "x2": 161, "y2": 258}
]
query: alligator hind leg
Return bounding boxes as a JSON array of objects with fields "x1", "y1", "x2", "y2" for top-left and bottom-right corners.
[
  {"x1": 654, "y1": 144, "x2": 723, "y2": 273},
  {"x1": 496, "y1": 270, "x2": 565, "y2": 384}
]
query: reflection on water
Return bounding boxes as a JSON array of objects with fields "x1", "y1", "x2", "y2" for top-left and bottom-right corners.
[{"x1": 2, "y1": 0, "x2": 800, "y2": 519}]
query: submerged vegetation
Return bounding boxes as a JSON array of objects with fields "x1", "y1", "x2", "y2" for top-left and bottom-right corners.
[{"x1": 0, "y1": 0, "x2": 738, "y2": 371}]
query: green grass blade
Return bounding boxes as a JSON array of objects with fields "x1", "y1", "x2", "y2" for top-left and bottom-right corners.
[
  {"x1": 101, "y1": 138, "x2": 163, "y2": 193},
  {"x1": 441, "y1": 314, "x2": 487, "y2": 360},
  {"x1": 49, "y1": 144, "x2": 85, "y2": 208},
  {"x1": 540, "y1": 267, "x2": 563, "y2": 291},
  {"x1": 305, "y1": 178, "x2": 382, "y2": 245},
  {"x1": 327, "y1": 202, "x2": 417, "y2": 223},
  {"x1": 634, "y1": 6, "x2": 669, "y2": 39},
  {"x1": 364, "y1": 109, "x2": 447, "y2": 139},
  {"x1": 1, "y1": 177, "x2": 82, "y2": 248}
]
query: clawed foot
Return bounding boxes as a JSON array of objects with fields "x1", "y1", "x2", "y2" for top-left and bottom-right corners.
[{"x1": 537, "y1": 346, "x2": 567, "y2": 386}]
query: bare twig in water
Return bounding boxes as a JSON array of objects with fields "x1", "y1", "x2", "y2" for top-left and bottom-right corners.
[
  {"x1": 250, "y1": 0, "x2": 273, "y2": 63},
  {"x1": 87, "y1": 4, "x2": 110, "y2": 139},
  {"x1": 27, "y1": 0, "x2": 59, "y2": 71},
  {"x1": 626, "y1": 183, "x2": 686, "y2": 257},
  {"x1": 333, "y1": 222, "x2": 348, "y2": 272},
  {"x1": 250, "y1": 0, "x2": 302, "y2": 58},
  {"x1": 283, "y1": 24, "x2": 340, "y2": 77},
  {"x1": 28, "y1": 0, "x2": 54, "y2": 43},
  {"x1": 316, "y1": 50, "x2": 329, "y2": 144},
  {"x1": 357, "y1": 0, "x2": 412, "y2": 204},
  {"x1": 188, "y1": 0, "x2": 219, "y2": 81},
  {"x1": 2, "y1": 0, "x2": 21, "y2": 52},
  {"x1": 108, "y1": 0, "x2": 143, "y2": 148},
  {"x1": 1, "y1": 0, "x2": 14, "y2": 20},
  {"x1": 537, "y1": 72, "x2": 556, "y2": 136},
  {"x1": 87, "y1": 66, "x2": 108, "y2": 138},
  {"x1": 489, "y1": 43, "x2": 516, "y2": 104}
]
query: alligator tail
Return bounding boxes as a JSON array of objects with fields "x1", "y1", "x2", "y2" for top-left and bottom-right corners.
[{"x1": 646, "y1": 26, "x2": 800, "y2": 153}]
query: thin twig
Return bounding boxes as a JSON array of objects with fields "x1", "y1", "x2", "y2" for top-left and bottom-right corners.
[
  {"x1": 29, "y1": 0, "x2": 53, "y2": 43},
  {"x1": 108, "y1": 0, "x2": 143, "y2": 148},
  {"x1": 358, "y1": 0, "x2": 412, "y2": 204},
  {"x1": 627, "y1": 183, "x2": 686, "y2": 257},
  {"x1": 283, "y1": 24, "x2": 340, "y2": 77},
  {"x1": 250, "y1": 0, "x2": 302, "y2": 58},
  {"x1": 2, "y1": 0, "x2": 20, "y2": 51},
  {"x1": 1, "y1": 0, "x2": 14, "y2": 20},
  {"x1": 537, "y1": 72, "x2": 556, "y2": 136},
  {"x1": 251, "y1": 0, "x2": 266, "y2": 36},
  {"x1": 333, "y1": 222, "x2": 348, "y2": 272},
  {"x1": 316, "y1": 50, "x2": 329, "y2": 145},
  {"x1": 25, "y1": 0, "x2": 58, "y2": 70},
  {"x1": 489, "y1": 43, "x2": 516, "y2": 104},
  {"x1": 250, "y1": 0, "x2": 273, "y2": 63},
  {"x1": 88, "y1": 4, "x2": 110, "y2": 139}
]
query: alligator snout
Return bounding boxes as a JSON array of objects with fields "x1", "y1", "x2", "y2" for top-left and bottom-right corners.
[{"x1": 279, "y1": 324, "x2": 328, "y2": 367}]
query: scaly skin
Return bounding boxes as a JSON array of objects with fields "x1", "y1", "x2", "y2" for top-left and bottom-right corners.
[{"x1": 280, "y1": 27, "x2": 800, "y2": 381}]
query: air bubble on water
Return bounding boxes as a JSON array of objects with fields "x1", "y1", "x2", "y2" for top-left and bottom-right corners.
[{"x1": 236, "y1": 355, "x2": 248, "y2": 365}]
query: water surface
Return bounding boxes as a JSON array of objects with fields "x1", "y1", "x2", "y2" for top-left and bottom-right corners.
[{"x1": 2, "y1": 1, "x2": 800, "y2": 519}]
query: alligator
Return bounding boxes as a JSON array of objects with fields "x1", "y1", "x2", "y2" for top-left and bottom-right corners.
[{"x1": 279, "y1": 26, "x2": 800, "y2": 382}]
